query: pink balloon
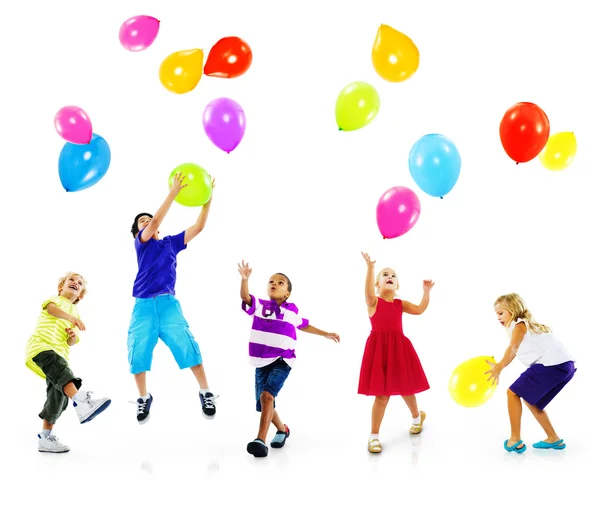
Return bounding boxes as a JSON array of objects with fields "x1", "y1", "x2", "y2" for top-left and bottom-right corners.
[
  {"x1": 376, "y1": 186, "x2": 421, "y2": 239},
  {"x1": 119, "y1": 15, "x2": 160, "y2": 52},
  {"x1": 54, "y1": 106, "x2": 92, "y2": 144},
  {"x1": 202, "y1": 97, "x2": 246, "y2": 153}
]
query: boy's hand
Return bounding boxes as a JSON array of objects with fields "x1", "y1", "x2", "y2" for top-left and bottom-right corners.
[
  {"x1": 169, "y1": 172, "x2": 188, "y2": 195},
  {"x1": 238, "y1": 260, "x2": 252, "y2": 279},
  {"x1": 66, "y1": 327, "x2": 78, "y2": 346},
  {"x1": 69, "y1": 316, "x2": 85, "y2": 331},
  {"x1": 325, "y1": 332, "x2": 340, "y2": 343}
]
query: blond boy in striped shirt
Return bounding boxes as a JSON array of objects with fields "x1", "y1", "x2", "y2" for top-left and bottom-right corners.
[{"x1": 24, "y1": 272, "x2": 111, "y2": 453}]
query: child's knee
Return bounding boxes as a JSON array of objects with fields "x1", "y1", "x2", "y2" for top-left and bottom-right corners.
[
  {"x1": 374, "y1": 395, "x2": 390, "y2": 406},
  {"x1": 507, "y1": 388, "x2": 519, "y2": 398},
  {"x1": 260, "y1": 391, "x2": 274, "y2": 404}
]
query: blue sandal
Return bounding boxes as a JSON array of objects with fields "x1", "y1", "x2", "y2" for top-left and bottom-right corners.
[
  {"x1": 532, "y1": 439, "x2": 566, "y2": 450},
  {"x1": 504, "y1": 439, "x2": 527, "y2": 453}
]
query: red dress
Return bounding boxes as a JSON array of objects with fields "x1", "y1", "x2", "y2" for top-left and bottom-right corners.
[{"x1": 358, "y1": 297, "x2": 430, "y2": 396}]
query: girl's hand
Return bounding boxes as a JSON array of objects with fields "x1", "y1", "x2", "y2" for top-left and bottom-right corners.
[
  {"x1": 325, "y1": 332, "x2": 340, "y2": 343},
  {"x1": 169, "y1": 172, "x2": 189, "y2": 195},
  {"x1": 69, "y1": 316, "x2": 85, "y2": 331},
  {"x1": 361, "y1": 252, "x2": 375, "y2": 266},
  {"x1": 484, "y1": 360, "x2": 502, "y2": 386},
  {"x1": 238, "y1": 260, "x2": 252, "y2": 279},
  {"x1": 423, "y1": 279, "x2": 435, "y2": 292}
]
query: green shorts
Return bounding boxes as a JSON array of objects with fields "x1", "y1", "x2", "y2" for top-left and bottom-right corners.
[{"x1": 32, "y1": 350, "x2": 82, "y2": 424}]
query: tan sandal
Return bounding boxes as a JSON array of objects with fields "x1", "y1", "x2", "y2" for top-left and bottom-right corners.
[
  {"x1": 409, "y1": 411, "x2": 426, "y2": 434},
  {"x1": 368, "y1": 438, "x2": 382, "y2": 453}
]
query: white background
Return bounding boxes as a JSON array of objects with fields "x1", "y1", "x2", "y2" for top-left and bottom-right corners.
[{"x1": 1, "y1": 0, "x2": 598, "y2": 502}]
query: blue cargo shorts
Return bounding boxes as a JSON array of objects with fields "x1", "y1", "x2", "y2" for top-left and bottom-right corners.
[{"x1": 127, "y1": 295, "x2": 203, "y2": 374}]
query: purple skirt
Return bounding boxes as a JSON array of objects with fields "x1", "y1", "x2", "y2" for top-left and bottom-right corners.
[{"x1": 510, "y1": 361, "x2": 576, "y2": 410}]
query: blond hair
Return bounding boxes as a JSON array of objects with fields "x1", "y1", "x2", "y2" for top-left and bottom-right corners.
[
  {"x1": 58, "y1": 271, "x2": 88, "y2": 304},
  {"x1": 494, "y1": 293, "x2": 550, "y2": 334},
  {"x1": 375, "y1": 267, "x2": 398, "y2": 294}
]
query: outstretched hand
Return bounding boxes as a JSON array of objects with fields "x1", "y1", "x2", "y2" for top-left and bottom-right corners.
[
  {"x1": 238, "y1": 260, "x2": 252, "y2": 279},
  {"x1": 484, "y1": 359, "x2": 501, "y2": 386},
  {"x1": 325, "y1": 332, "x2": 341, "y2": 343},
  {"x1": 361, "y1": 251, "x2": 376, "y2": 266},
  {"x1": 170, "y1": 172, "x2": 189, "y2": 195}
]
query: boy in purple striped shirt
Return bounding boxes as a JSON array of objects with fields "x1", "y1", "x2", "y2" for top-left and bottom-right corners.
[{"x1": 238, "y1": 260, "x2": 340, "y2": 457}]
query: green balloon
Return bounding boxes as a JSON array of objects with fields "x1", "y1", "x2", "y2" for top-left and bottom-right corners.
[
  {"x1": 169, "y1": 163, "x2": 212, "y2": 207},
  {"x1": 335, "y1": 81, "x2": 380, "y2": 131}
]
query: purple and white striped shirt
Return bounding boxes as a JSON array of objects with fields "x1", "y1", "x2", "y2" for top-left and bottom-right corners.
[{"x1": 241, "y1": 294, "x2": 309, "y2": 368}]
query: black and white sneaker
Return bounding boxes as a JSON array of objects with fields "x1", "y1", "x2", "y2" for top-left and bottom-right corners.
[
  {"x1": 199, "y1": 392, "x2": 218, "y2": 419},
  {"x1": 133, "y1": 394, "x2": 153, "y2": 424}
]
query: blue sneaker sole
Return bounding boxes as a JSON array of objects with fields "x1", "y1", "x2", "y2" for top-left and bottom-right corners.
[{"x1": 81, "y1": 399, "x2": 111, "y2": 424}]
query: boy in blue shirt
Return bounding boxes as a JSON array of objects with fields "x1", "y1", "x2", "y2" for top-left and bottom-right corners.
[{"x1": 128, "y1": 172, "x2": 217, "y2": 423}]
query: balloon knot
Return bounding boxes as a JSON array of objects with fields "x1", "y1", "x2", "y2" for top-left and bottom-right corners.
[
  {"x1": 339, "y1": 128, "x2": 343, "y2": 131},
  {"x1": 440, "y1": 196, "x2": 443, "y2": 200}
]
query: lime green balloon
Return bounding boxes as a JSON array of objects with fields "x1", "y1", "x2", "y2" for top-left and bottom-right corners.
[
  {"x1": 169, "y1": 163, "x2": 212, "y2": 207},
  {"x1": 335, "y1": 81, "x2": 380, "y2": 131}
]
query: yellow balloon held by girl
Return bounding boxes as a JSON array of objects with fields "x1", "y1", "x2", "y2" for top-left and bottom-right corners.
[
  {"x1": 538, "y1": 132, "x2": 577, "y2": 171},
  {"x1": 449, "y1": 356, "x2": 498, "y2": 408}
]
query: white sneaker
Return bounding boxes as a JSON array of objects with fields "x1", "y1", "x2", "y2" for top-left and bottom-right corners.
[
  {"x1": 73, "y1": 390, "x2": 112, "y2": 424},
  {"x1": 38, "y1": 433, "x2": 70, "y2": 453}
]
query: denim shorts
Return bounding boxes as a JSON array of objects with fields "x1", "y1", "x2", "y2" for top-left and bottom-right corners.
[
  {"x1": 255, "y1": 357, "x2": 291, "y2": 412},
  {"x1": 127, "y1": 295, "x2": 203, "y2": 374}
]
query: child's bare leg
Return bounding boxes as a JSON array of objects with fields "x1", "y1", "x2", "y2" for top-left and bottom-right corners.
[
  {"x1": 134, "y1": 372, "x2": 148, "y2": 397},
  {"x1": 258, "y1": 392, "x2": 275, "y2": 441},
  {"x1": 190, "y1": 364, "x2": 209, "y2": 390},
  {"x1": 523, "y1": 400, "x2": 562, "y2": 443},
  {"x1": 371, "y1": 396, "x2": 390, "y2": 434},
  {"x1": 42, "y1": 419, "x2": 54, "y2": 431},
  {"x1": 507, "y1": 388, "x2": 525, "y2": 448},
  {"x1": 271, "y1": 409, "x2": 286, "y2": 432},
  {"x1": 401, "y1": 394, "x2": 420, "y2": 418},
  {"x1": 62, "y1": 382, "x2": 78, "y2": 399}
]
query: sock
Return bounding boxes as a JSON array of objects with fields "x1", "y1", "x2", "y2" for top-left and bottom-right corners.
[
  {"x1": 141, "y1": 393, "x2": 150, "y2": 400},
  {"x1": 72, "y1": 390, "x2": 87, "y2": 404},
  {"x1": 412, "y1": 413, "x2": 421, "y2": 425},
  {"x1": 200, "y1": 388, "x2": 210, "y2": 395},
  {"x1": 369, "y1": 433, "x2": 379, "y2": 441},
  {"x1": 41, "y1": 429, "x2": 51, "y2": 437}
]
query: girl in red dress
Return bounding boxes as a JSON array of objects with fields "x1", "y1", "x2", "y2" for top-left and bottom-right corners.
[{"x1": 358, "y1": 252, "x2": 433, "y2": 453}]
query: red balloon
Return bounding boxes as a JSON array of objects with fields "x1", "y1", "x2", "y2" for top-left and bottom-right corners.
[
  {"x1": 499, "y1": 102, "x2": 550, "y2": 163},
  {"x1": 204, "y1": 36, "x2": 252, "y2": 78}
]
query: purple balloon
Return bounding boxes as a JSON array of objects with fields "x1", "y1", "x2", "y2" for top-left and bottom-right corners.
[{"x1": 202, "y1": 97, "x2": 246, "y2": 153}]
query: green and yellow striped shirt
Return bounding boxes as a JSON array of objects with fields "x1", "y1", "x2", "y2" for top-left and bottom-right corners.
[{"x1": 25, "y1": 295, "x2": 81, "y2": 379}]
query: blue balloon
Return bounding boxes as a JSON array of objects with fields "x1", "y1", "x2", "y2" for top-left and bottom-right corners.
[
  {"x1": 408, "y1": 134, "x2": 461, "y2": 198},
  {"x1": 58, "y1": 133, "x2": 111, "y2": 192}
]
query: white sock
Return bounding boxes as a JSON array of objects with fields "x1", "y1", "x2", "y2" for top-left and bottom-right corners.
[
  {"x1": 41, "y1": 429, "x2": 51, "y2": 437},
  {"x1": 369, "y1": 433, "x2": 379, "y2": 441},
  {"x1": 141, "y1": 393, "x2": 150, "y2": 400},
  {"x1": 72, "y1": 390, "x2": 87, "y2": 403},
  {"x1": 412, "y1": 414, "x2": 421, "y2": 425},
  {"x1": 200, "y1": 388, "x2": 210, "y2": 395}
]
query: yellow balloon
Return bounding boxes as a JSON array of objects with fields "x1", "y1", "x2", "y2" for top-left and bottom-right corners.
[
  {"x1": 538, "y1": 132, "x2": 577, "y2": 171},
  {"x1": 372, "y1": 24, "x2": 419, "y2": 83},
  {"x1": 335, "y1": 81, "x2": 380, "y2": 131},
  {"x1": 449, "y1": 356, "x2": 497, "y2": 408},
  {"x1": 159, "y1": 49, "x2": 204, "y2": 94}
]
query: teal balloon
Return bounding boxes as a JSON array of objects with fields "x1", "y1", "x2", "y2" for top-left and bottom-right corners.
[
  {"x1": 58, "y1": 133, "x2": 111, "y2": 192},
  {"x1": 408, "y1": 134, "x2": 461, "y2": 198}
]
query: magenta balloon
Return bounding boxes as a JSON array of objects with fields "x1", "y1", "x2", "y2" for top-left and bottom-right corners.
[
  {"x1": 54, "y1": 106, "x2": 92, "y2": 144},
  {"x1": 202, "y1": 97, "x2": 246, "y2": 153},
  {"x1": 376, "y1": 186, "x2": 421, "y2": 239},
  {"x1": 119, "y1": 15, "x2": 160, "y2": 52}
]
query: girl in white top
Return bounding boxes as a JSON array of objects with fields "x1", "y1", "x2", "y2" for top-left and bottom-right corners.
[{"x1": 485, "y1": 293, "x2": 576, "y2": 453}]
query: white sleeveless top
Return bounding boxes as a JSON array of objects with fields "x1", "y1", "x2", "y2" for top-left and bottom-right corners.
[{"x1": 508, "y1": 319, "x2": 574, "y2": 367}]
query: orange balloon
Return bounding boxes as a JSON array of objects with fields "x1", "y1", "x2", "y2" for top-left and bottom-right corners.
[{"x1": 372, "y1": 24, "x2": 419, "y2": 82}]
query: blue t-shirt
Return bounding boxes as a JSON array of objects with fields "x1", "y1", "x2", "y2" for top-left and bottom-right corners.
[{"x1": 132, "y1": 230, "x2": 187, "y2": 298}]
